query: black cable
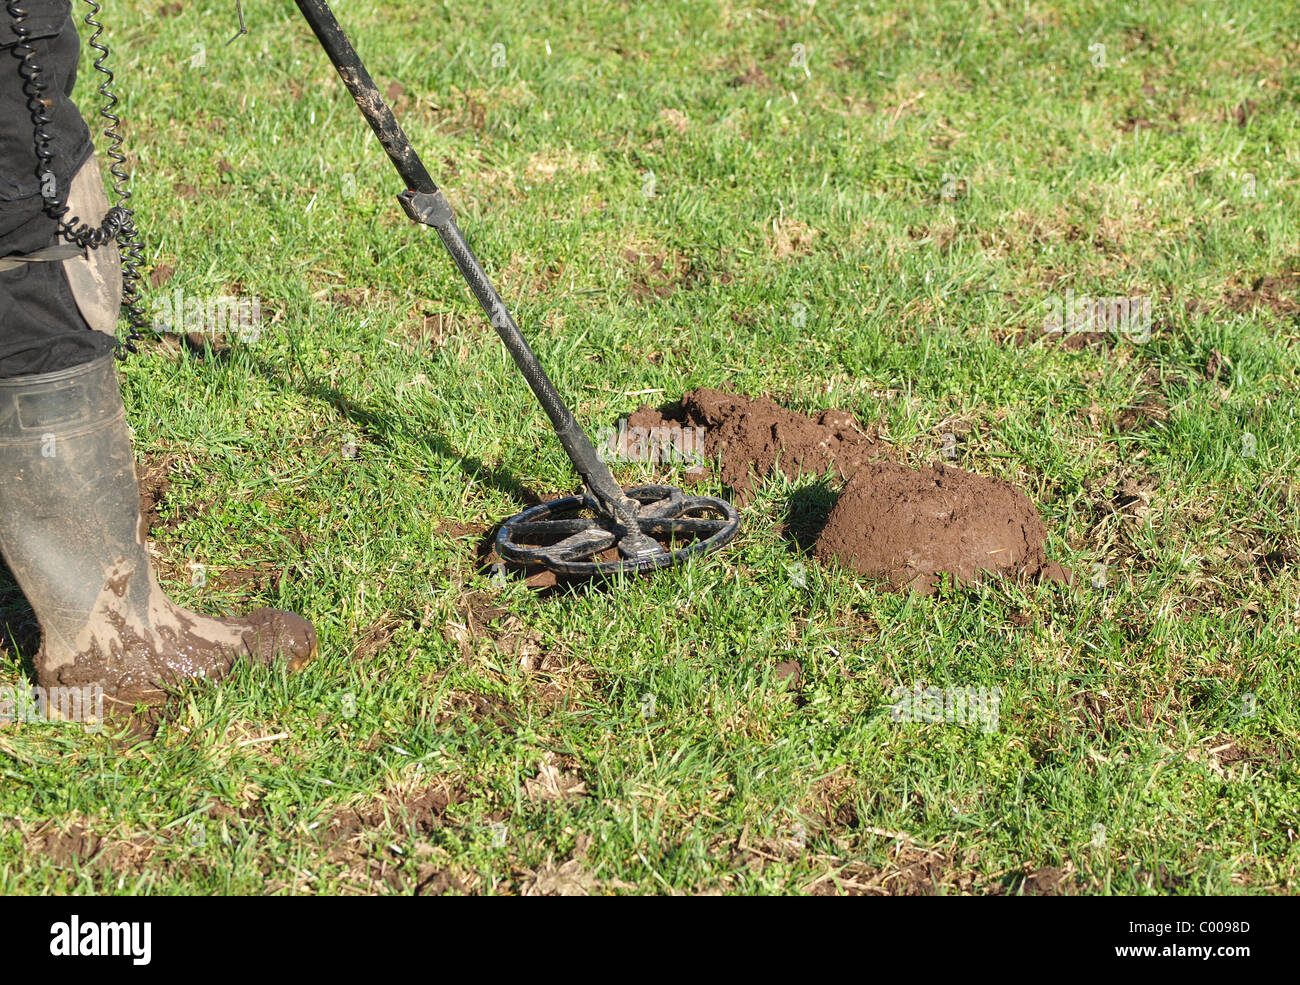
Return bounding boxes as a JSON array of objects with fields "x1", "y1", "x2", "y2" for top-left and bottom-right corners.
[{"x1": 5, "y1": 0, "x2": 147, "y2": 356}]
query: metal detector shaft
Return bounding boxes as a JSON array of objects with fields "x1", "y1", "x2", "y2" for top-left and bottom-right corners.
[{"x1": 293, "y1": 0, "x2": 635, "y2": 520}]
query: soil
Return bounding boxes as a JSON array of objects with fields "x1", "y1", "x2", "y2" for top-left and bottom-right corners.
[
  {"x1": 728, "y1": 64, "x2": 771, "y2": 88},
  {"x1": 148, "y1": 263, "x2": 175, "y2": 289},
  {"x1": 405, "y1": 311, "x2": 460, "y2": 350},
  {"x1": 1203, "y1": 348, "x2": 1227, "y2": 381},
  {"x1": 1115, "y1": 392, "x2": 1169, "y2": 433},
  {"x1": 630, "y1": 389, "x2": 1067, "y2": 592},
  {"x1": 1223, "y1": 259, "x2": 1300, "y2": 317},
  {"x1": 28, "y1": 819, "x2": 158, "y2": 876},
  {"x1": 623, "y1": 249, "x2": 689, "y2": 299},
  {"x1": 323, "y1": 783, "x2": 462, "y2": 845},
  {"x1": 1017, "y1": 865, "x2": 1071, "y2": 895},
  {"x1": 811, "y1": 461, "x2": 1070, "y2": 593},
  {"x1": 136, "y1": 452, "x2": 175, "y2": 535},
  {"x1": 318, "y1": 782, "x2": 470, "y2": 894},
  {"x1": 806, "y1": 846, "x2": 981, "y2": 896},
  {"x1": 628, "y1": 388, "x2": 889, "y2": 496},
  {"x1": 351, "y1": 613, "x2": 406, "y2": 659},
  {"x1": 773, "y1": 660, "x2": 802, "y2": 689}
]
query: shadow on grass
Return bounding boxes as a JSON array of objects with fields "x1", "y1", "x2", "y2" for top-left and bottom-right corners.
[
  {"x1": 0, "y1": 558, "x2": 40, "y2": 677},
  {"x1": 247, "y1": 347, "x2": 552, "y2": 507},
  {"x1": 780, "y1": 477, "x2": 840, "y2": 555},
  {"x1": 240, "y1": 348, "x2": 629, "y2": 597}
]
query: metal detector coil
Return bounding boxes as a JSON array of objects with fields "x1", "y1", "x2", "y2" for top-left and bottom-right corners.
[{"x1": 496, "y1": 485, "x2": 740, "y2": 578}]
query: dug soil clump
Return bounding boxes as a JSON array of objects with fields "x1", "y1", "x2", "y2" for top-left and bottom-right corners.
[
  {"x1": 811, "y1": 460, "x2": 1071, "y2": 593},
  {"x1": 627, "y1": 388, "x2": 889, "y2": 496},
  {"x1": 629, "y1": 389, "x2": 1068, "y2": 592}
]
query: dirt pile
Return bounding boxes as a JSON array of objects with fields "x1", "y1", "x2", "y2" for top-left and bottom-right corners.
[
  {"x1": 628, "y1": 390, "x2": 1067, "y2": 592},
  {"x1": 811, "y1": 461, "x2": 1070, "y2": 593},
  {"x1": 627, "y1": 388, "x2": 888, "y2": 495}
]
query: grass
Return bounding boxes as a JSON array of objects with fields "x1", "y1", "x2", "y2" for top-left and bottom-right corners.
[{"x1": 0, "y1": 0, "x2": 1297, "y2": 895}]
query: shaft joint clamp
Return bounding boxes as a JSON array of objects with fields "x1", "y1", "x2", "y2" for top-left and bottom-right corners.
[{"x1": 397, "y1": 189, "x2": 454, "y2": 228}]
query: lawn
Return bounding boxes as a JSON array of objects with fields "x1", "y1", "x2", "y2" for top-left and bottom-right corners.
[{"x1": 1, "y1": 0, "x2": 1297, "y2": 895}]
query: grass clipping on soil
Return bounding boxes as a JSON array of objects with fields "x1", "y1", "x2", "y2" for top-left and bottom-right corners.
[{"x1": 630, "y1": 389, "x2": 1069, "y2": 593}]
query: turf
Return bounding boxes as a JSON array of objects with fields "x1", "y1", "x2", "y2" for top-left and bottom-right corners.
[{"x1": 1, "y1": 0, "x2": 1297, "y2": 895}]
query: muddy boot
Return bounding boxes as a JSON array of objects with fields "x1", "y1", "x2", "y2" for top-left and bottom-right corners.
[{"x1": 0, "y1": 353, "x2": 318, "y2": 713}]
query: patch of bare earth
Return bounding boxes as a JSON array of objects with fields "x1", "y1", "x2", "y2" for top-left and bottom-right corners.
[
  {"x1": 1012, "y1": 864, "x2": 1075, "y2": 896},
  {"x1": 1079, "y1": 465, "x2": 1163, "y2": 577},
  {"x1": 619, "y1": 245, "x2": 730, "y2": 300},
  {"x1": 351, "y1": 612, "x2": 408, "y2": 660},
  {"x1": 524, "y1": 757, "x2": 587, "y2": 804},
  {"x1": 13, "y1": 818, "x2": 159, "y2": 879},
  {"x1": 443, "y1": 591, "x2": 538, "y2": 662},
  {"x1": 437, "y1": 591, "x2": 599, "y2": 722},
  {"x1": 1249, "y1": 532, "x2": 1298, "y2": 584},
  {"x1": 1191, "y1": 735, "x2": 1284, "y2": 778},
  {"x1": 806, "y1": 845, "x2": 983, "y2": 896},
  {"x1": 522, "y1": 146, "x2": 601, "y2": 185},
  {"x1": 1069, "y1": 690, "x2": 1160, "y2": 740},
  {"x1": 136, "y1": 450, "x2": 178, "y2": 536},
  {"x1": 726, "y1": 63, "x2": 771, "y2": 88},
  {"x1": 400, "y1": 310, "x2": 464, "y2": 352},
  {"x1": 1222, "y1": 258, "x2": 1300, "y2": 318},
  {"x1": 318, "y1": 779, "x2": 471, "y2": 895}
]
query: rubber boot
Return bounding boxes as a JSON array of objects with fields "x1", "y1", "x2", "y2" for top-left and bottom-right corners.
[{"x1": 0, "y1": 353, "x2": 317, "y2": 712}]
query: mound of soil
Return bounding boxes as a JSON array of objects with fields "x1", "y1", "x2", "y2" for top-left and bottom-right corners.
[
  {"x1": 628, "y1": 388, "x2": 889, "y2": 495},
  {"x1": 811, "y1": 461, "x2": 1070, "y2": 593},
  {"x1": 625, "y1": 389, "x2": 1067, "y2": 592}
]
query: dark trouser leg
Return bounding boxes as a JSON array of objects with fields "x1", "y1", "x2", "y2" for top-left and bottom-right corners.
[{"x1": 1, "y1": 11, "x2": 116, "y2": 378}]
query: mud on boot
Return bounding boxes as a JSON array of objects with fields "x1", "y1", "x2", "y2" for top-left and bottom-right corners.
[{"x1": 0, "y1": 354, "x2": 317, "y2": 713}]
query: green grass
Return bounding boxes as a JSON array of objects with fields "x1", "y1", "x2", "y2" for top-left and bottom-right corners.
[{"x1": 1, "y1": 0, "x2": 1298, "y2": 894}]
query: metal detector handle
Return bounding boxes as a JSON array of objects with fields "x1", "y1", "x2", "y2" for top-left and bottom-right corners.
[{"x1": 292, "y1": 0, "x2": 638, "y2": 521}]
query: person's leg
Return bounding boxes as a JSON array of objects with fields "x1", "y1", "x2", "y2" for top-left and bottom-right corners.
[
  {"x1": 1, "y1": 9, "x2": 317, "y2": 714},
  {"x1": 1, "y1": 7, "x2": 115, "y2": 376}
]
